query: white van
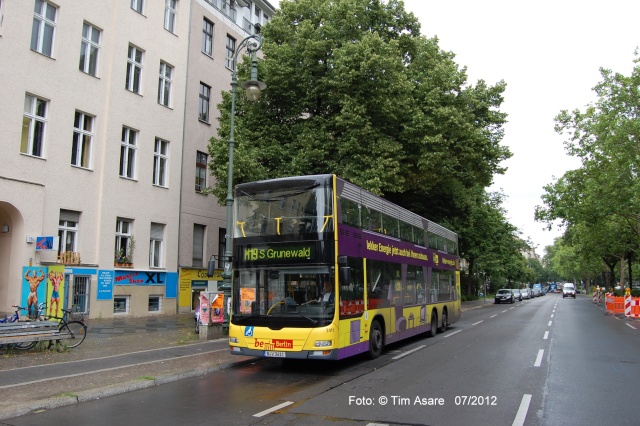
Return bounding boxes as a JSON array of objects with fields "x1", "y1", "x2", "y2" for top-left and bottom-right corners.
[{"x1": 563, "y1": 283, "x2": 576, "y2": 298}]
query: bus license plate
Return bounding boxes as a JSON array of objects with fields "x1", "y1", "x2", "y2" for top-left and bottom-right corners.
[{"x1": 264, "y1": 351, "x2": 286, "y2": 358}]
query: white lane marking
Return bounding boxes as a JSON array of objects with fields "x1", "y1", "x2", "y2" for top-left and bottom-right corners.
[
  {"x1": 543, "y1": 331, "x2": 549, "y2": 340},
  {"x1": 626, "y1": 323, "x2": 637, "y2": 330},
  {"x1": 253, "y1": 401, "x2": 295, "y2": 417},
  {"x1": 548, "y1": 321, "x2": 553, "y2": 326},
  {"x1": 472, "y1": 320, "x2": 484, "y2": 325},
  {"x1": 392, "y1": 344, "x2": 426, "y2": 360},
  {"x1": 502, "y1": 310, "x2": 508, "y2": 313},
  {"x1": 490, "y1": 314, "x2": 498, "y2": 318},
  {"x1": 512, "y1": 394, "x2": 532, "y2": 426},
  {"x1": 550, "y1": 314, "x2": 554, "y2": 318},
  {"x1": 443, "y1": 330, "x2": 461, "y2": 338},
  {"x1": 534, "y1": 349, "x2": 544, "y2": 367}
]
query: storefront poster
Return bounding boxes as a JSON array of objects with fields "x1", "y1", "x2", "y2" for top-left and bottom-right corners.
[
  {"x1": 47, "y1": 265, "x2": 65, "y2": 318},
  {"x1": 21, "y1": 266, "x2": 47, "y2": 319},
  {"x1": 211, "y1": 294, "x2": 224, "y2": 323},
  {"x1": 97, "y1": 270, "x2": 114, "y2": 301}
]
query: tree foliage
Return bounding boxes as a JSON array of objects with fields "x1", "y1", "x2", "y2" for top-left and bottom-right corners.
[{"x1": 208, "y1": 0, "x2": 510, "y2": 207}]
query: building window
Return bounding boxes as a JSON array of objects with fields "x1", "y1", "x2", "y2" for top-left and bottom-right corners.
[
  {"x1": 153, "y1": 138, "x2": 169, "y2": 187},
  {"x1": 0, "y1": 0, "x2": 4, "y2": 34},
  {"x1": 79, "y1": 22, "x2": 100, "y2": 76},
  {"x1": 150, "y1": 222, "x2": 164, "y2": 268},
  {"x1": 164, "y1": 0, "x2": 177, "y2": 33},
  {"x1": 72, "y1": 111, "x2": 94, "y2": 169},
  {"x1": 225, "y1": 35, "x2": 235, "y2": 70},
  {"x1": 198, "y1": 83, "x2": 210, "y2": 122},
  {"x1": 193, "y1": 224, "x2": 205, "y2": 267},
  {"x1": 31, "y1": 0, "x2": 57, "y2": 57},
  {"x1": 131, "y1": 0, "x2": 144, "y2": 14},
  {"x1": 115, "y1": 218, "x2": 133, "y2": 264},
  {"x1": 120, "y1": 126, "x2": 137, "y2": 179},
  {"x1": 202, "y1": 18, "x2": 214, "y2": 56},
  {"x1": 158, "y1": 61, "x2": 173, "y2": 107},
  {"x1": 21, "y1": 94, "x2": 48, "y2": 158},
  {"x1": 220, "y1": 0, "x2": 236, "y2": 20},
  {"x1": 149, "y1": 295, "x2": 163, "y2": 312},
  {"x1": 126, "y1": 45, "x2": 143, "y2": 94},
  {"x1": 195, "y1": 151, "x2": 207, "y2": 192},
  {"x1": 58, "y1": 209, "x2": 79, "y2": 254},
  {"x1": 72, "y1": 276, "x2": 90, "y2": 313},
  {"x1": 114, "y1": 296, "x2": 130, "y2": 314},
  {"x1": 254, "y1": 5, "x2": 261, "y2": 25},
  {"x1": 242, "y1": 17, "x2": 252, "y2": 34}
]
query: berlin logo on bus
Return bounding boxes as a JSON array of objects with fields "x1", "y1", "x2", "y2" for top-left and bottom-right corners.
[{"x1": 254, "y1": 339, "x2": 294, "y2": 350}]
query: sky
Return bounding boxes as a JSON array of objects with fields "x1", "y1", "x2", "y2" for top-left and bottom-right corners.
[
  {"x1": 269, "y1": 0, "x2": 640, "y2": 256},
  {"x1": 404, "y1": 0, "x2": 640, "y2": 256}
]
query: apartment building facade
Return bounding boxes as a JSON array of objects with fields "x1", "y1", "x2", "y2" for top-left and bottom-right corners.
[{"x1": 0, "y1": 0, "x2": 275, "y2": 318}]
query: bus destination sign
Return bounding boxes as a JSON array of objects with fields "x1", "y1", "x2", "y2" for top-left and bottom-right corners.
[{"x1": 237, "y1": 242, "x2": 318, "y2": 266}]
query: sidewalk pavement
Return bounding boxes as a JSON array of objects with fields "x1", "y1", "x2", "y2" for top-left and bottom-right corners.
[{"x1": 0, "y1": 301, "x2": 489, "y2": 420}]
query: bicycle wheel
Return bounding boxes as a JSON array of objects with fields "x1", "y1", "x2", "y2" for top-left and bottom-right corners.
[
  {"x1": 61, "y1": 321, "x2": 87, "y2": 348},
  {"x1": 12, "y1": 341, "x2": 37, "y2": 350}
]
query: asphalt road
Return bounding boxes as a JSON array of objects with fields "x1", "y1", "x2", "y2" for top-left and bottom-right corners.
[{"x1": 9, "y1": 294, "x2": 640, "y2": 426}]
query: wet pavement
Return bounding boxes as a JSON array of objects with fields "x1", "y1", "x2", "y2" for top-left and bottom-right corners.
[{"x1": 0, "y1": 302, "x2": 488, "y2": 421}]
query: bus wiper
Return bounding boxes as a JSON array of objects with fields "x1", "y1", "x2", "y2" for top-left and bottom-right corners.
[
  {"x1": 294, "y1": 311, "x2": 318, "y2": 325},
  {"x1": 234, "y1": 313, "x2": 261, "y2": 324}
]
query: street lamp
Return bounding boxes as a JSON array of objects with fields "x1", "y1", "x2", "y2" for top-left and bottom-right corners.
[{"x1": 209, "y1": 29, "x2": 266, "y2": 335}]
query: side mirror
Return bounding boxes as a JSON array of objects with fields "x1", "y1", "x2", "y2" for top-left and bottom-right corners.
[{"x1": 339, "y1": 267, "x2": 351, "y2": 287}]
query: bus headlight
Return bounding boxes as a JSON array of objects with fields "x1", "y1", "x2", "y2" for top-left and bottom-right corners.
[
  {"x1": 314, "y1": 340, "x2": 332, "y2": 347},
  {"x1": 229, "y1": 337, "x2": 239, "y2": 344}
]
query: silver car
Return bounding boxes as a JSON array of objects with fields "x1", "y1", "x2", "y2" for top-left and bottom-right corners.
[
  {"x1": 520, "y1": 288, "x2": 532, "y2": 299},
  {"x1": 510, "y1": 289, "x2": 523, "y2": 301}
]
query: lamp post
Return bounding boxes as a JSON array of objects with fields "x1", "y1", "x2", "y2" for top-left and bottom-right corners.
[{"x1": 212, "y1": 29, "x2": 266, "y2": 335}]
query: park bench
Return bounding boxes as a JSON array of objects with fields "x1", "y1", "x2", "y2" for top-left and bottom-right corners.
[{"x1": 0, "y1": 321, "x2": 72, "y2": 346}]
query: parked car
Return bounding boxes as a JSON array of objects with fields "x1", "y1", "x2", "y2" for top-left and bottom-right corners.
[
  {"x1": 531, "y1": 287, "x2": 541, "y2": 297},
  {"x1": 495, "y1": 289, "x2": 515, "y2": 304},
  {"x1": 533, "y1": 283, "x2": 543, "y2": 296},
  {"x1": 510, "y1": 289, "x2": 523, "y2": 302},
  {"x1": 520, "y1": 288, "x2": 532, "y2": 299},
  {"x1": 563, "y1": 283, "x2": 576, "y2": 298}
]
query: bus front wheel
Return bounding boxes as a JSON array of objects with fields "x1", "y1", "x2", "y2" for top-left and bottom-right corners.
[{"x1": 368, "y1": 320, "x2": 383, "y2": 359}]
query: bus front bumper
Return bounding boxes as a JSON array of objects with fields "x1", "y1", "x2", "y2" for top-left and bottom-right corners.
[{"x1": 230, "y1": 345, "x2": 340, "y2": 360}]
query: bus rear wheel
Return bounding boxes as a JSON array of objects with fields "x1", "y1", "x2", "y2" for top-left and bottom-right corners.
[
  {"x1": 426, "y1": 312, "x2": 437, "y2": 338},
  {"x1": 368, "y1": 320, "x2": 383, "y2": 359},
  {"x1": 438, "y1": 309, "x2": 448, "y2": 333}
]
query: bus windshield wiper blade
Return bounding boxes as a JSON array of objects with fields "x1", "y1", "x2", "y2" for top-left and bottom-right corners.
[{"x1": 295, "y1": 311, "x2": 318, "y2": 325}]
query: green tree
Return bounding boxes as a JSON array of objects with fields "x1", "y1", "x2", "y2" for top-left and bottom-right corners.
[{"x1": 208, "y1": 0, "x2": 510, "y2": 208}]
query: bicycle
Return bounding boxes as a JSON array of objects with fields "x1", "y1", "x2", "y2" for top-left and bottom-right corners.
[
  {"x1": 45, "y1": 308, "x2": 87, "y2": 349},
  {"x1": 19, "y1": 302, "x2": 47, "y2": 321},
  {"x1": 0, "y1": 305, "x2": 38, "y2": 350}
]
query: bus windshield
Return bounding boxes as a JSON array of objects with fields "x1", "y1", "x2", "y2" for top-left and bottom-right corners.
[
  {"x1": 234, "y1": 267, "x2": 335, "y2": 326},
  {"x1": 234, "y1": 180, "x2": 333, "y2": 238}
]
